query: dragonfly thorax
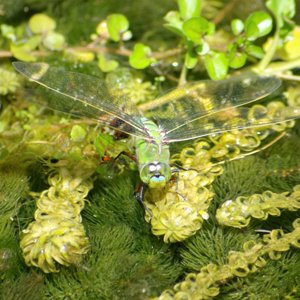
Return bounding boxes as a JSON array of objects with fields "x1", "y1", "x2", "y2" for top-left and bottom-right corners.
[{"x1": 140, "y1": 162, "x2": 171, "y2": 188}]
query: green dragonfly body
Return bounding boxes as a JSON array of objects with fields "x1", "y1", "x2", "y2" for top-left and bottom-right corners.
[
  {"x1": 135, "y1": 117, "x2": 171, "y2": 188},
  {"x1": 12, "y1": 62, "x2": 299, "y2": 189}
]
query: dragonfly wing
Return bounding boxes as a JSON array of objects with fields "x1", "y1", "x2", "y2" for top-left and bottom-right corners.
[
  {"x1": 162, "y1": 105, "x2": 300, "y2": 142},
  {"x1": 143, "y1": 75, "x2": 282, "y2": 142},
  {"x1": 13, "y1": 62, "x2": 149, "y2": 138}
]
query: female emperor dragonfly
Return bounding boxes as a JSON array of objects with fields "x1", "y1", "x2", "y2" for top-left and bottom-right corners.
[{"x1": 12, "y1": 62, "x2": 299, "y2": 189}]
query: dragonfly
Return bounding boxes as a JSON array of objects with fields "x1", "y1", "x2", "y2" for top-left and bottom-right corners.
[{"x1": 12, "y1": 62, "x2": 299, "y2": 189}]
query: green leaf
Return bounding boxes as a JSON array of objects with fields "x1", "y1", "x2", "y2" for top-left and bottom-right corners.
[
  {"x1": 231, "y1": 19, "x2": 244, "y2": 36},
  {"x1": 244, "y1": 44, "x2": 264, "y2": 59},
  {"x1": 107, "y1": 14, "x2": 129, "y2": 42},
  {"x1": 178, "y1": 0, "x2": 201, "y2": 20},
  {"x1": 122, "y1": 31, "x2": 132, "y2": 41},
  {"x1": 0, "y1": 24, "x2": 16, "y2": 41},
  {"x1": 28, "y1": 14, "x2": 56, "y2": 34},
  {"x1": 195, "y1": 41, "x2": 210, "y2": 55},
  {"x1": 164, "y1": 11, "x2": 184, "y2": 37},
  {"x1": 96, "y1": 21, "x2": 109, "y2": 37},
  {"x1": 266, "y1": 0, "x2": 295, "y2": 28},
  {"x1": 204, "y1": 52, "x2": 228, "y2": 80},
  {"x1": 98, "y1": 54, "x2": 119, "y2": 72},
  {"x1": 10, "y1": 43, "x2": 36, "y2": 62},
  {"x1": 244, "y1": 12, "x2": 273, "y2": 41},
  {"x1": 43, "y1": 32, "x2": 65, "y2": 51},
  {"x1": 229, "y1": 52, "x2": 247, "y2": 69},
  {"x1": 94, "y1": 133, "x2": 114, "y2": 157},
  {"x1": 70, "y1": 125, "x2": 86, "y2": 142},
  {"x1": 183, "y1": 17, "x2": 211, "y2": 43},
  {"x1": 185, "y1": 50, "x2": 198, "y2": 69},
  {"x1": 26, "y1": 35, "x2": 42, "y2": 50},
  {"x1": 129, "y1": 43, "x2": 153, "y2": 69}
]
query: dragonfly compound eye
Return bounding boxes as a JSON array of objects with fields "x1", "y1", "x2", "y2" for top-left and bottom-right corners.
[{"x1": 140, "y1": 163, "x2": 171, "y2": 188}]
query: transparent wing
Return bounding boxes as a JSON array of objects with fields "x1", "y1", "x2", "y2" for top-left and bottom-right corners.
[
  {"x1": 142, "y1": 75, "x2": 285, "y2": 142},
  {"x1": 13, "y1": 62, "x2": 150, "y2": 139},
  {"x1": 162, "y1": 105, "x2": 300, "y2": 142}
]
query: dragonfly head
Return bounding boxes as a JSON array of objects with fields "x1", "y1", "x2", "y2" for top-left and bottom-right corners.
[{"x1": 140, "y1": 162, "x2": 171, "y2": 188}]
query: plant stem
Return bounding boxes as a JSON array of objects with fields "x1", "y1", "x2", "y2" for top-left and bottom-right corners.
[
  {"x1": 178, "y1": 62, "x2": 187, "y2": 86},
  {"x1": 277, "y1": 74, "x2": 300, "y2": 81},
  {"x1": 0, "y1": 47, "x2": 182, "y2": 60},
  {"x1": 213, "y1": 0, "x2": 239, "y2": 24},
  {"x1": 257, "y1": 28, "x2": 280, "y2": 72},
  {"x1": 264, "y1": 58, "x2": 300, "y2": 74}
]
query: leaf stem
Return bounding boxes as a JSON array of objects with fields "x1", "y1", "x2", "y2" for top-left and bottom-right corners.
[
  {"x1": 277, "y1": 74, "x2": 300, "y2": 82},
  {"x1": 257, "y1": 27, "x2": 280, "y2": 72},
  {"x1": 263, "y1": 58, "x2": 300, "y2": 74},
  {"x1": 178, "y1": 61, "x2": 187, "y2": 86}
]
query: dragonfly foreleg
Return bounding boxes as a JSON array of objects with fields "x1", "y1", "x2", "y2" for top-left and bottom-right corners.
[
  {"x1": 113, "y1": 150, "x2": 137, "y2": 163},
  {"x1": 170, "y1": 168, "x2": 187, "y2": 201},
  {"x1": 134, "y1": 183, "x2": 153, "y2": 219}
]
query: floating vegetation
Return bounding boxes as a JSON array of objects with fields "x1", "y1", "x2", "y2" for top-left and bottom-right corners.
[
  {"x1": 217, "y1": 185, "x2": 300, "y2": 228},
  {"x1": 20, "y1": 164, "x2": 94, "y2": 273}
]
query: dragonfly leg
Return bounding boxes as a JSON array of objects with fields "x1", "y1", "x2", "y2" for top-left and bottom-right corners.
[
  {"x1": 114, "y1": 150, "x2": 137, "y2": 163},
  {"x1": 170, "y1": 168, "x2": 180, "y2": 190},
  {"x1": 171, "y1": 164, "x2": 198, "y2": 172},
  {"x1": 170, "y1": 167, "x2": 187, "y2": 201},
  {"x1": 100, "y1": 150, "x2": 137, "y2": 175},
  {"x1": 134, "y1": 183, "x2": 153, "y2": 219},
  {"x1": 101, "y1": 150, "x2": 137, "y2": 164}
]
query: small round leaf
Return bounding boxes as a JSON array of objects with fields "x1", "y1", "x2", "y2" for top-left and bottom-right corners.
[
  {"x1": 1, "y1": 24, "x2": 16, "y2": 41},
  {"x1": 129, "y1": 43, "x2": 152, "y2": 69},
  {"x1": 122, "y1": 30, "x2": 132, "y2": 41},
  {"x1": 29, "y1": 14, "x2": 56, "y2": 34},
  {"x1": 10, "y1": 43, "x2": 36, "y2": 62},
  {"x1": 70, "y1": 125, "x2": 86, "y2": 142},
  {"x1": 245, "y1": 44, "x2": 264, "y2": 59},
  {"x1": 185, "y1": 51, "x2": 198, "y2": 69},
  {"x1": 164, "y1": 11, "x2": 184, "y2": 37},
  {"x1": 178, "y1": 0, "x2": 201, "y2": 20},
  {"x1": 96, "y1": 21, "x2": 109, "y2": 38},
  {"x1": 195, "y1": 41, "x2": 210, "y2": 55},
  {"x1": 107, "y1": 14, "x2": 129, "y2": 42},
  {"x1": 231, "y1": 19, "x2": 244, "y2": 36},
  {"x1": 204, "y1": 52, "x2": 228, "y2": 80},
  {"x1": 43, "y1": 32, "x2": 65, "y2": 51},
  {"x1": 98, "y1": 54, "x2": 119, "y2": 72},
  {"x1": 244, "y1": 12, "x2": 273, "y2": 41},
  {"x1": 229, "y1": 52, "x2": 247, "y2": 69},
  {"x1": 183, "y1": 17, "x2": 210, "y2": 43}
]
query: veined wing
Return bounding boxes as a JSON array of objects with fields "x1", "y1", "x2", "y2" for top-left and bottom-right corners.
[
  {"x1": 162, "y1": 105, "x2": 300, "y2": 142},
  {"x1": 143, "y1": 75, "x2": 285, "y2": 142},
  {"x1": 13, "y1": 62, "x2": 150, "y2": 139}
]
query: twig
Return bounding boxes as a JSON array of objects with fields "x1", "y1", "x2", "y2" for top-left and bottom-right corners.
[
  {"x1": 0, "y1": 46, "x2": 182, "y2": 60},
  {"x1": 213, "y1": 0, "x2": 239, "y2": 24}
]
